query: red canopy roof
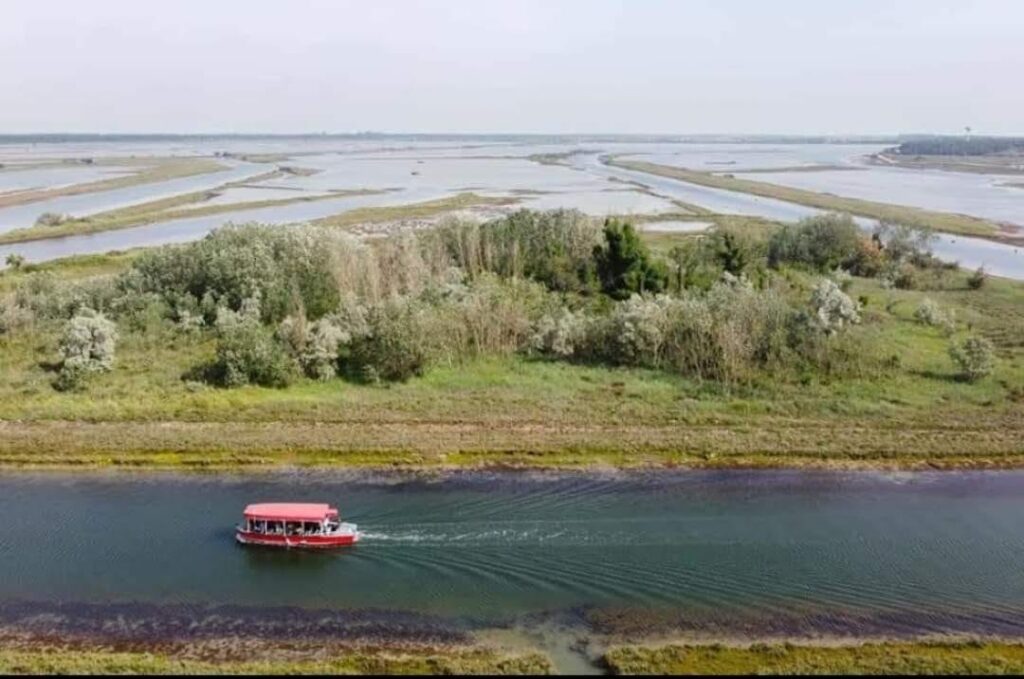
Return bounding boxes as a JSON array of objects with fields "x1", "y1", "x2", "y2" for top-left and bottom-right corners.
[{"x1": 243, "y1": 503, "x2": 338, "y2": 522}]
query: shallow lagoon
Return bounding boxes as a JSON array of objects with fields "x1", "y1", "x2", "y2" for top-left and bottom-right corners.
[{"x1": 0, "y1": 138, "x2": 1022, "y2": 280}]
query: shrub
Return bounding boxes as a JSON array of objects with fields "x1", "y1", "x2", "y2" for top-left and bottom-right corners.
[
  {"x1": 874, "y1": 221, "x2": 936, "y2": 265},
  {"x1": 846, "y1": 236, "x2": 885, "y2": 277},
  {"x1": 967, "y1": 266, "x2": 987, "y2": 290},
  {"x1": 914, "y1": 298, "x2": 956, "y2": 334},
  {"x1": 809, "y1": 279, "x2": 860, "y2": 334},
  {"x1": 593, "y1": 219, "x2": 668, "y2": 300},
  {"x1": 584, "y1": 294, "x2": 675, "y2": 367},
  {"x1": 427, "y1": 275, "x2": 548, "y2": 361},
  {"x1": 301, "y1": 318, "x2": 348, "y2": 381},
  {"x1": 343, "y1": 297, "x2": 429, "y2": 383},
  {"x1": 35, "y1": 212, "x2": 71, "y2": 227},
  {"x1": 767, "y1": 213, "x2": 862, "y2": 271},
  {"x1": 0, "y1": 297, "x2": 33, "y2": 335},
  {"x1": 54, "y1": 308, "x2": 118, "y2": 391},
  {"x1": 710, "y1": 228, "x2": 752, "y2": 275},
  {"x1": 208, "y1": 320, "x2": 295, "y2": 388},
  {"x1": 427, "y1": 209, "x2": 601, "y2": 294},
  {"x1": 531, "y1": 308, "x2": 587, "y2": 358},
  {"x1": 4, "y1": 253, "x2": 24, "y2": 270},
  {"x1": 949, "y1": 336, "x2": 995, "y2": 382}
]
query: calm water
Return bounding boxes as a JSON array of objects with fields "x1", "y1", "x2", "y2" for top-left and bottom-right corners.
[{"x1": 0, "y1": 470, "x2": 1022, "y2": 634}]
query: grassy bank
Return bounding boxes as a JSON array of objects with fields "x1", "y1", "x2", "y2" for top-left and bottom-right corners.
[
  {"x1": 604, "y1": 640, "x2": 1024, "y2": 675},
  {"x1": 0, "y1": 188, "x2": 388, "y2": 245},
  {"x1": 312, "y1": 191, "x2": 521, "y2": 229},
  {"x1": 610, "y1": 158, "x2": 1018, "y2": 242},
  {"x1": 0, "y1": 645, "x2": 552, "y2": 675},
  {"x1": 0, "y1": 157, "x2": 227, "y2": 210}
]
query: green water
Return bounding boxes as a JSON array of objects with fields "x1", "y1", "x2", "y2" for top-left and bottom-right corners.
[{"x1": 0, "y1": 470, "x2": 1022, "y2": 635}]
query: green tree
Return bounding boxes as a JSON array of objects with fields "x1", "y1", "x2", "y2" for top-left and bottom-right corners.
[
  {"x1": 4, "y1": 253, "x2": 25, "y2": 270},
  {"x1": 712, "y1": 230, "x2": 750, "y2": 275},
  {"x1": 592, "y1": 219, "x2": 667, "y2": 300}
]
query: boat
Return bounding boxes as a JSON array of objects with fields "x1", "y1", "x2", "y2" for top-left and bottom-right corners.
[{"x1": 235, "y1": 503, "x2": 360, "y2": 548}]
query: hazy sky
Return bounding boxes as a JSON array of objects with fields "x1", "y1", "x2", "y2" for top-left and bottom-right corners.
[{"x1": 2, "y1": 0, "x2": 1021, "y2": 135}]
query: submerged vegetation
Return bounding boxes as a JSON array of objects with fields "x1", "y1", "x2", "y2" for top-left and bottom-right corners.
[{"x1": 1, "y1": 208, "x2": 1022, "y2": 470}]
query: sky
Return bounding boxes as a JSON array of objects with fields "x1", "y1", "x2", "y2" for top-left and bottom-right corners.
[{"x1": 2, "y1": 0, "x2": 1021, "y2": 135}]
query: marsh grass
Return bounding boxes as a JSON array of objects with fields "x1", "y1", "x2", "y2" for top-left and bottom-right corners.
[{"x1": 604, "y1": 640, "x2": 1024, "y2": 675}]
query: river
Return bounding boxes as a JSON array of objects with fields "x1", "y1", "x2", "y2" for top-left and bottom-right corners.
[{"x1": 1, "y1": 470, "x2": 1022, "y2": 639}]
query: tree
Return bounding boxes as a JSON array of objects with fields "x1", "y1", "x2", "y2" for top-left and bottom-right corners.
[
  {"x1": 767, "y1": 213, "x2": 862, "y2": 272},
  {"x1": 4, "y1": 253, "x2": 25, "y2": 270},
  {"x1": 712, "y1": 230, "x2": 749, "y2": 275},
  {"x1": 592, "y1": 219, "x2": 667, "y2": 300}
]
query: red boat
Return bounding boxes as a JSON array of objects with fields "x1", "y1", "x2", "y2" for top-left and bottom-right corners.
[{"x1": 235, "y1": 503, "x2": 360, "y2": 548}]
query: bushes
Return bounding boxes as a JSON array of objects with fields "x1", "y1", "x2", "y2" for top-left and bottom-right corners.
[
  {"x1": 35, "y1": 212, "x2": 72, "y2": 227},
  {"x1": 768, "y1": 213, "x2": 862, "y2": 271},
  {"x1": 914, "y1": 298, "x2": 955, "y2": 335},
  {"x1": 208, "y1": 323, "x2": 295, "y2": 388},
  {"x1": 343, "y1": 298, "x2": 429, "y2": 383},
  {"x1": 949, "y1": 336, "x2": 995, "y2": 382},
  {"x1": 809, "y1": 279, "x2": 860, "y2": 334},
  {"x1": 968, "y1": 266, "x2": 988, "y2": 290},
  {"x1": 126, "y1": 224, "x2": 346, "y2": 324},
  {"x1": 54, "y1": 308, "x2": 118, "y2": 391},
  {"x1": 427, "y1": 209, "x2": 600, "y2": 293}
]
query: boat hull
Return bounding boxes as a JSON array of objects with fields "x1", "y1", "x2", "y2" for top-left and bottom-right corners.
[{"x1": 235, "y1": 530, "x2": 359, "y2": 549}]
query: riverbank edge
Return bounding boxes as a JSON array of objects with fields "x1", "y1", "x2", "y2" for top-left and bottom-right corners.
[
  {"x1": 4, "y1": 635, "x2": 1024, "y2": 675},
  {"x1": 601, "y1": 638, "x2": 1024, "y2": 675},
  {"x1": 1, "y1": 441, "x2": 1022, "y2": 473},
  {"x1": 0, "y1": 640, "x2": 554, "y2": 675}
]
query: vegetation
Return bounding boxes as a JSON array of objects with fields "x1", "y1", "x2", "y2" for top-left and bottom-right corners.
[
  {"x1": 893, "y1": 136, "x2": 1024, "y2": 157},
  {"x1": 610, "y1": 158, "x2": 1011, "y2": 241},
  {"x1": 1, "y1": 209, "x2": 1022, "y2": 471},
  {"x1": 0, "y1": 645, "x2": 552, "y2": 675},
  {"x1": 604, "y1": 640, "x2": 1024, "y2": 675},
  {"x1": 594, "y1": 219, "x2": 668, "y2": 299},
  {"x1": 950, "y1": 335, "x2": 996, "y2": 382},
  {"x1": 53, "y1": 308, "x2": 118, "y2": 391},
  {"x1": 0, "y1": 156, "x2": 226, "y2": 211}
]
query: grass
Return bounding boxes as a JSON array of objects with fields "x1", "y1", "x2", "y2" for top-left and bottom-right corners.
[
  {"x1": 312, "y1": 192, "x2": 522, "y2": 229},
  {"x1": 603, "y1": 640, "x2": 1024, "y2": 675},
  {"x1": 610, "y1": 158, "x2": 1018, "y2": 242},
  {"x1": 0, "y1": 646, "x2": 552, "y2": 675},
  {"x1": 0, "y1": 157, "x2": 227, "y2": 210}
]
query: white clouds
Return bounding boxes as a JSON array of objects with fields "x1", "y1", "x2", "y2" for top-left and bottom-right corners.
[{"x1": 1, "y1": 0, "x2": 1021, "y2": 134}]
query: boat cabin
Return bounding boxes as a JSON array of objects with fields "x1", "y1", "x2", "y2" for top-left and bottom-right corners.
[{"x1": 242, "y1": 503, "x2": 342, "y2": 537}]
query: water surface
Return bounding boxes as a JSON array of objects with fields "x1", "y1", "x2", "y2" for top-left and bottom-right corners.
[{"x1": 1, "y1": 470, "x2": 1021, "y2": 635}]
